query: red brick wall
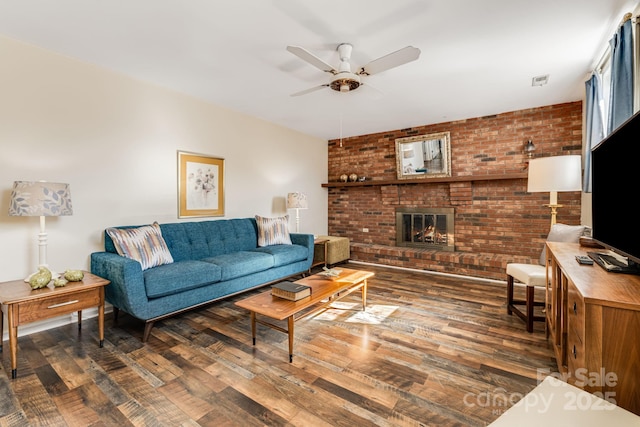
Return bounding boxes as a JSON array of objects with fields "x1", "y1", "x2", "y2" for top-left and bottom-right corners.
[{"x1": 326, "y1": 102, "x2": 583, "y2": 280}]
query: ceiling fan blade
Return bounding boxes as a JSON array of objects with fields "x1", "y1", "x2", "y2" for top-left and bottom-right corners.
[
  {"x1": 286, "y1": 46, "x2": 336, "y2": 74},
  {"x1": 359, "y1": 82, "x2": 384, "y2": 99},
  {"x1": 290, "y1": 84, "x2": 329, "y2": 97},
  {"x1": 359, "y1": 46, "x2": 421, "y2": 76}
]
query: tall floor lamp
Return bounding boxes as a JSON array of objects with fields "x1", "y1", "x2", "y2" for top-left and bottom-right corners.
[
  {"x1": 527, "y1": 155, "x2": 582, "y2": 226},
  {"x1": 286, "y1": 192, "x2": 308, "y2": 233},
  {"x1": 8, "y1": 181, "x2": 73, "y2": 280}
]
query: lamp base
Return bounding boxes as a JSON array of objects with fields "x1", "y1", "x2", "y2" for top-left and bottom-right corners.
[{"x1": 543, "y1": 203, "x2": 563, "y2": 226}]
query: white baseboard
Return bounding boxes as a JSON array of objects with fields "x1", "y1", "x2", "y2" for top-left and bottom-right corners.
[{"x1": 347, "y1": 260, "x2": 506, "y2": 285}]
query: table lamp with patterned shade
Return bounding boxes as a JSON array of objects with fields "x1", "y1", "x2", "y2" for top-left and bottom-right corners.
[
  {"x1": 9, "y1": 181, "x2": 73, "y2": 281},
  {"x1": 286, "y1": 192, "x2": 308, "y2": 233}
]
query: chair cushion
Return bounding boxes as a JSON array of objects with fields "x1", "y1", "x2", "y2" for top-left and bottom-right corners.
[
  {"x1": 506, "y1": 263, "x2": 546, "y2": 287},
  {"x1": 539, "y1": 223, "x2": 585, "y2": 265},
  {"x1": 106, "y1": 222, "x2": 174, "y2": 271}
]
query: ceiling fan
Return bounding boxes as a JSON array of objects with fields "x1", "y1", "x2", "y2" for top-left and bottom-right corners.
[{"x1": 286, "y1": 43, "x2": 420, "y2": 96}]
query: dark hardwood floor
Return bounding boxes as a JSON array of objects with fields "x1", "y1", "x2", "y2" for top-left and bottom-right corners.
[{"x1": 0, "y1": 264, "x2": 555, "y2": 426}]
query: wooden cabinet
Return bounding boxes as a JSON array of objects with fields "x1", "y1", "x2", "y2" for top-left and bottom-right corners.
[{"x1": 546, "y1": 242, "x2": 640, "y2": 415}]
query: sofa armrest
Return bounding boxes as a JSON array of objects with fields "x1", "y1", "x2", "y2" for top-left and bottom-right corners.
[
  {"x1": 290, "y1": 233, "x2": 315, "y2": 265},
  {"x1": 90, "y1": 252, "x2": 148, "y2": 316}
]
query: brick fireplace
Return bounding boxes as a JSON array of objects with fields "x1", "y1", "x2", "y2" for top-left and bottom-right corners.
[
  {"x1": 396, "y1": 207, "x2": 454, "y2": 251},
  {"x1": 324, "y1": 102, "x2": 583, "y2": 280}
]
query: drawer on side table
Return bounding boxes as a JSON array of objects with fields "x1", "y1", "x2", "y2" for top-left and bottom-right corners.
[{"x1": 17, "y1": 288, "x2": 102, "y2": 324}]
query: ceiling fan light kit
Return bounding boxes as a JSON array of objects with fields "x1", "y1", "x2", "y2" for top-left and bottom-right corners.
[
  {"x1": 287, "y1": 42, "x2": 420, "y2": 96},
  {"x1": 331, "y1": 75, "x2": 361, "y2": 92}
]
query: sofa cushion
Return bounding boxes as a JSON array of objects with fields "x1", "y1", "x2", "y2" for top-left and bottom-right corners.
[
  {"x1": 143, "y1": 260, "x2": 222, "y2": 298},
  {"x1": 106, "y1": 222, "x2": 174, "y2": 270},
  {"x1": 255, "y1": 215, "x2": 292, "y2": 247},
  {"x1": 203, "y1": 251, "x2": 274, "y2": 281},
  {"x1": 252, "y1": 244, "x2": 308, "y2": 267},
  {"x1": 159, "y1": 219, "x2": 259, "y2": 261}
]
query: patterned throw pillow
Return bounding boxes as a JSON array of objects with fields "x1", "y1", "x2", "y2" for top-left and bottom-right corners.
[
  {"x1": 106, "y1": 222, "x2": 174, "y2": 270},
  {"x1": 255, "y1": 215, "x2": 292, "y2": 247}
]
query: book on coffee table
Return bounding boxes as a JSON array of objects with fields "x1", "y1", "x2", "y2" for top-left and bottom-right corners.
[{"x1": 271, "y1": 281, "x2": 311, "y2": 301}]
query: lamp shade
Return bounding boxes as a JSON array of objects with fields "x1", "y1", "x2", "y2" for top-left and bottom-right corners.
[
  {"x1": 286, "y1": 192, "x2": 308, "y2": 210},
  {"x1": 527, "y1": 156, "x2": 582, "y2": 193},
  {"x1": 9, "y1": 181, "x2": 73, "y2": 217}
]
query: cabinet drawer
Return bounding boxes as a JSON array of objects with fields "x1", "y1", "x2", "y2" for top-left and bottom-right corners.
[
  {"x1": 17, "y1": 289, "x2": 101, "y2": 324},
  {"x1": 567, "y1": 282, "x2": 585, "y2": 342},
  {"x1": 545, "y1": 281, "x2": 555, "y2": 331},
  {"x1": 567, "y1": 328, "x2": 586, "y2": 381}
]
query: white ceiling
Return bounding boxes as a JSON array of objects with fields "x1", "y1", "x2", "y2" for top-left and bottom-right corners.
[{"x1": 0, "y1": 0, "x2": 635, "y2": 140}]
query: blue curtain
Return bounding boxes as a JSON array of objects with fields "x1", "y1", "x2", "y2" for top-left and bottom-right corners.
[
  {"x1": 584, "y1": 18, "x2": 634, "y2": 192},
  {"x1": 608, "y1": 19, "x2": 634, "y2": 133},
  {"x1": 583, "y1": 74, "x2": 605, "y2": 193}
]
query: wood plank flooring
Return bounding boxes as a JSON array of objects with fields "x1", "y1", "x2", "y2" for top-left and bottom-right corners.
[{"x1": 0, "y1": 264, "x2": 556, "y2": 426}]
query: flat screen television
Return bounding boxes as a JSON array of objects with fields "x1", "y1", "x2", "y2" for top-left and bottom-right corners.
[{"x1": 591, "y1": 109, "x2": 640, "y2": 273}]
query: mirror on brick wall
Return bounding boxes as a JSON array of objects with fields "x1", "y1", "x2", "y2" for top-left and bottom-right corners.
[{"x1": 395, "y1": 131, "x2": 451, "y2": 179}]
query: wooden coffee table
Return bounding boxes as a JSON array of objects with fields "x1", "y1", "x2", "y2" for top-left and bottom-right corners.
[{"x1": 235, "y1": 268, "x2": 374, "y2": 362}]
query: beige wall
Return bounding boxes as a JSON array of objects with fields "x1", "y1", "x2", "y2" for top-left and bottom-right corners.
[{"x1": 0, "y1": 35, "x2": 328, "y2": 283}]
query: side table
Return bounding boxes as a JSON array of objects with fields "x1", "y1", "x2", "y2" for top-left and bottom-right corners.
[
  {"x1": 0, "y1": 272, "x2": 109, "y2": 379},
  {"x1": 311, "y1": 238, "x2": 330, "y2": 269},
  {"x1": 312, "y1": 235, "x2": 350, "y2": 268}
]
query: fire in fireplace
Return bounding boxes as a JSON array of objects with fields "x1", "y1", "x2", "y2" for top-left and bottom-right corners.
[{"x1": 396, "y1": 207, "x2": 455, "y2": 251}]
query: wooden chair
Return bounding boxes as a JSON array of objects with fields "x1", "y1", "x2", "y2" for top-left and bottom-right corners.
[
  {"x1": 506, "y1": 223, "x2": 585, "y2": 333},
  {"x1": 506, "y1": 263, "x2": 546, "y2": 332}
]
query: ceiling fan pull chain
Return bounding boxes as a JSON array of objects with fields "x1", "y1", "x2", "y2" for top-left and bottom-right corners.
[{"x1": 340, "y1": 113, "x2": 343, "y2": 147}]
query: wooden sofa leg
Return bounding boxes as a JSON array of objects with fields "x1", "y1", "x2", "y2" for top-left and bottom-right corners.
[
  {"x1": 506, "y1": 275, "x2": 514, "y2": 315},
  {"x1": 143, "y1": 321, "x2": 154, "y2": 343},
  {"x1": 113, "y1": 307, "x2": 119, "y2": 323}
]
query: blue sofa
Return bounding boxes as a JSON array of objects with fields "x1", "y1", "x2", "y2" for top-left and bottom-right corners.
[{"x1": 90, "y1": 218, "x2": 314, "y2": 341}]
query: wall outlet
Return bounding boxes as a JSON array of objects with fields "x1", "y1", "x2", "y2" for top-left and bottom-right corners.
[{"x1": 362, "y1": 228, "x2": 369, "y2": 232}]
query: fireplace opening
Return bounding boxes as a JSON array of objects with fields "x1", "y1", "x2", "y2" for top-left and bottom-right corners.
[{"x1": 396, "y1": 207, "x2": 455, "y2": 251}]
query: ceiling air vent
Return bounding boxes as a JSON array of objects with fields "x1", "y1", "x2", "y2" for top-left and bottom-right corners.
[{"x1": 532, "y1": 75, "x2": 549, "y2": 87}]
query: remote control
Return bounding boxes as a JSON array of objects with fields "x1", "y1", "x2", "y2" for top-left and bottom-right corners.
[{"x1": 575, "y1": 255, "x2": 594, "y2": 265}]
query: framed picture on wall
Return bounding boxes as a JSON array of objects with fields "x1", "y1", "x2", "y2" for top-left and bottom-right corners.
[{"x1": 177, "y1": 151, "x2": 225, "y2": 218}]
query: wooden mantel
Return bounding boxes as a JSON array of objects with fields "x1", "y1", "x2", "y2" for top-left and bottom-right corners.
[{"x1": 321, "y1": 172, "x2": 527, "y2": 188}]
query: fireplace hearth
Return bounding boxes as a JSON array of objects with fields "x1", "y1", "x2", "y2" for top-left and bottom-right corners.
[{"x1": 396, "y1": 207, "x2": 455, "y2": 251}]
